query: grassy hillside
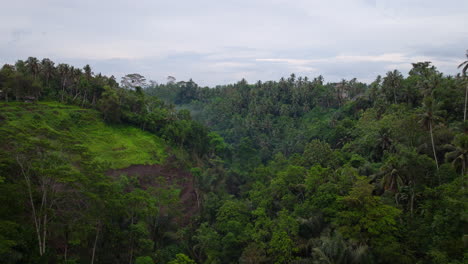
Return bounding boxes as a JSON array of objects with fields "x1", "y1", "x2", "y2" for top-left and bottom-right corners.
[{"x1": 0, "y1": 102, "x2": 167, "y2": 169}]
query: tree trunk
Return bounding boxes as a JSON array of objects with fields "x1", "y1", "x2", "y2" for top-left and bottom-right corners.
[
  {"x1": 64, "y1": 244, "x2": 68, "y2": 262},
  {"x1": 17, "y1": 157, "x2": 43, "y2": 255},
  {"x1": 429, "y1": 121, "x2": 440, "y2": 174},
  {"x1": 195, "y1": 189, "x2": 200, "y2": 209},
  {"x1": 464, "y1": 83, "x2": 467, "y2": 122},
  {"x1": 129, "y1": 215, "x2": 134, "y2": 264},
  {"x1": 92, "y1": 91, "x2": 96, "y2": 106},
  {"x1": 42, "y1": 212, "x2": 47, "y2": 255},
  {"x1": 82, "y1": 90, "x2": 87, "y2": 107},
  {"x1": 91, "y1": 223, "x2": 100, "y2": 264},
  {"x1": 410, "y1": 188, "x2": 415, "y2": 217},
  {"x1": 61, "y1": 79, "x2": 66, "y2": 102}
]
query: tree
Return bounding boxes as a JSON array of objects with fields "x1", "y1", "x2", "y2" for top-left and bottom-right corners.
[
  {"x1": 419, "y1": 96, "x2": 441, "y2": 171},
  {"x1": 121, "y1": 73, "x2": 147, "y2": 90},
  {"x1": 312, "y1": 232, "x2": 370, "y2": 264},
  {"x1": 382, "y1": 70, "x2": 403, "y2": 104},
  {"x1": 0, "y1": 64, "x2": 15, "y2": 102},
  {"x1": 445, "y1": 134, "x2": 468, "y2": 177},
  {"x1": 409, "y1": 61, "x2": 440, "y2": 98},
  {"x1": 98, "y1": 85, "x2": 121, "y2": 122},
  {"x1": 167, "y1": 253, "x2": 196, "y2": 264},
  {"x1": 25, "y1": 57, "x2": 40, "y2": 81},
  {"x1": 458, "y1": 50, "x2": 468, "y2": 122},
  {"x1": 83, "y1": 64, "x2": 93, "y2": 81},
  {"x1": 368, "y1": 75, "x2": 382, "y2": 104},
  {"x1": 302, "y1": 139, "x2": 335, "y2": 168},
  {"x1": 373, "y1": 127, "x2": 394, "y2": 161},
  {"x1": 379, "y1": 156, "x2": 403, "y2": 193},
  {"x1": 175, "y1": 79, "x2": 198, "y2": 104},
  {"x1": 122, "y1": 188, "x2": 157, "y2": 264},
  {"x1": 57, "y1": 63, "x2": 70, "y2": 101},
  {"x1": 135, "y1": 256, "x2": 155, "y2": 264},
  {"x1": 167, "y1": 76, "x2": 176, "y2": 84},
  {"x1": 15, "y1": 150, "x2": 77, "y2": 257},
  {"x1": 335, "y1": 177, "x2": 403, "y2": 263},
  {"x1": 40, "y1": 58, "x2": 55, "y2": 89}
]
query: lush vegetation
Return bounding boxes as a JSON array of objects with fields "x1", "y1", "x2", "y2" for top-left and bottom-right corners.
[
  {"x1": 1, "y1": 102, "x2": 167, "y2": 169},
  {"x1": 0, "y1": 56, "x2": 467, "y2": 263}
]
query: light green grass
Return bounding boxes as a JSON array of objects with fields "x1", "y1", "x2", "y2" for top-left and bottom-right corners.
[
  {"x1": 75, "y1": 123, "x2": 166, "y2": 169},
  {"x1": 1, "y1": 102, "x2": 167, "y2": 169}
]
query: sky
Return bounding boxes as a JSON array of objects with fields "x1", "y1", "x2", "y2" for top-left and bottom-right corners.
[{"x1": 1, "y1": 0, "x2": 467, "y2": 86}]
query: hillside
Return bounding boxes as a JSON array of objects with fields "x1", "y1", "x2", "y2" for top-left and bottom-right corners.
[
  {"x1": 0, "y1": 101, "x2": 201, "y2": 263},
  {"x1": 1, "y1": 102, "x2": 167, "y2": 169}
]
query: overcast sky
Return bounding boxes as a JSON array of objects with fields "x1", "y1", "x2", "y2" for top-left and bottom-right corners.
[{"x1": 1, "y1": 0, "x2": 467, "y2": 86}]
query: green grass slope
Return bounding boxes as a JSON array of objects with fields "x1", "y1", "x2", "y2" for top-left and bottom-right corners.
[{"x1": 0, "y1": 102, "x2": 167, "y2": 169}]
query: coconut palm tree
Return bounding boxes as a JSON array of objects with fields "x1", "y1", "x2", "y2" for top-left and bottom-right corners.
[
  {"x1": 57, "y1": 63, "x2": 70, "y2": 102},
  {"x1": 373, "y1": 127, "x2": 394, "y2": 161},
  {"x1": 0, "y1": 64, "x2": 15, "y2": 102},
  {"x1": 312, "y1": 232, "x2": 370, "y2": 264},
  {"x1": 382, "y1": 70, "x2": 403, "y2": 104},
  {"x1": 380, "y1": 161, "x2": 403, "y2": 193},
  {"x1": 445, "y1": 134, "x2": 468, "y2": 176},
  {"x1": 83, "y1": 64, "x2": 92, "y2": 81},
  {"x1": 40, "y1": 58, "x2": 55, "y2": 89},
  {"x1": 458, "y1": 50, "x2": 468, "y2": 122},
  {"x1": 419, "y1": 96, "x2": 442, "y2": 172},
  {"x1": 25, "y1": 56, "x2": 40, "y2": 80}
]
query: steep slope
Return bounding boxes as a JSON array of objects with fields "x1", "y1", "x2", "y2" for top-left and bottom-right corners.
[
  {"x1": 0, "y1": 101, "x2": 199, "y2": 222},
  {"x1": 1, "y1": 102, "x2": 167, "y2": 169}
]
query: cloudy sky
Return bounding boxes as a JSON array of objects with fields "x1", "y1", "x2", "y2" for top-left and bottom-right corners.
[{"x1": 1, "y1": 0, "x2": 467, "y2": 86}]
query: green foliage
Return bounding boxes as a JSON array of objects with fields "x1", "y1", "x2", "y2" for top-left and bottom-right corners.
[
  {"x1": 1, "y1": 57, "x2": 467, "y2": 264},
  {"x1": 135, "y1": 256, "x2": 154, "y2": 264},
  {"x1": 168, "y1": 253, "x2": 196, "y2": 264},
  {"x1": 1, "y1": 102, "x2": 166, "y2": 169},
  {"x1": 335, "y1": 177, "x2": 405, "y2": 263}
]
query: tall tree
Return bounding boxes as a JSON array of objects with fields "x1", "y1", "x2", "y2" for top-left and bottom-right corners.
[
  {"x1": 25, "y1": 57, "x2": 40, "y2": 81},
  {"x1": 40, "y1": 58, "x2": 55, "y2": 89},
  {"x1": 382, "y1": 70, "x2": 403, "y2": 104},
  {"x1": 458, "y1": 50, "x2": 468, "y2": 122},
  {"x1": 121, "y1": 73, "x2": 147, "y2": 90},
  {"x1": 419, "y1": 96, "x2": 441, "y2": 171},
  {"x1": 445, "y1": 134, "x2": 468, "y2": 177},
  {"x1": 0, "y1": 64, "x2": 15, "y2": 102},
  {"x1": 57, "y1": 63, "x2": 70, "y2": 102}
]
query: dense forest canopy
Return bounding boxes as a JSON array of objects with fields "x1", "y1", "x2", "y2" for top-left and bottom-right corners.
[{"x1": 0, "y1": 55, "x2": 467, "y2": 264}]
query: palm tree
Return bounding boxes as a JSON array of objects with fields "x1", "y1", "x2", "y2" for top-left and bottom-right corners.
[
  {"x1": 312, "y1": 232, "x2": 370, "y2": 264},
  {"x1": 70, "y1": 67, "x2": 82, "y2": 101},
  {"x1": 25, "y1": 57, "x2": 40, "y2": 80},
  {"x1": 445, "y1": 134, "x2": 468, "y2": 176},
  {"x1": 380, "y1": 163, "x2": 403, "y2": 193},
  {"x1": 0, "y1": 64, "x2": 15, "y2": 102},
  {"x1": 335, "y1": 79, "x2": 348, "y2": 106},
  {"x1": 40, "y1": 58, "x2": 55, "y2": 89},
  {"x1": 458, "y1": 50, "x2": 468, "y2": 122},
  {"x1": 373, "y1": 127, "x2": 394, "y2": 161},
  {"x1": 419, "y1": 96, "x2": 441, "y2": 172},
  {"x1": 83, "y1": 64, "x2": 93, "y2": 82},
  {"x1": 57, "y1": 63, "x2": 70, "y2": 102},
  {"x1": 382, "y1": 70, "x2": 403, "y2": 104}
]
